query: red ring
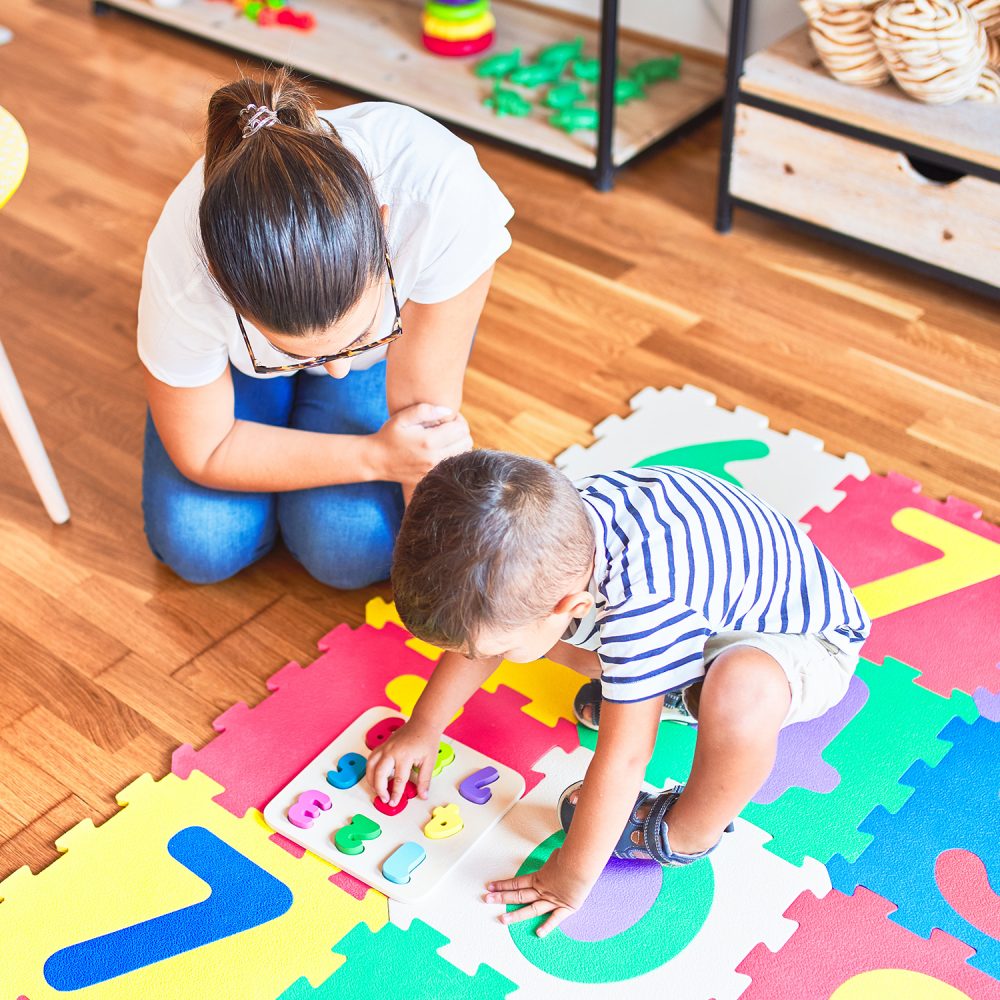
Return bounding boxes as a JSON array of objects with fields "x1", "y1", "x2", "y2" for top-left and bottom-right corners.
[{"x1": 421, "y1": 31, "x2": 494, "y2": 57}]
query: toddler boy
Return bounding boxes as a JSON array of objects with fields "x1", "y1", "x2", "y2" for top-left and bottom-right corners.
[{"x1": 367, "y1": 450, "x2": 869, "y2": 936}]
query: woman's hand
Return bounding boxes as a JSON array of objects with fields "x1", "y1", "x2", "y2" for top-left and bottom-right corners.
[
  {"x1": 484, "y1": 848, "x2": 598, "y2": 938},
  {"x1": 371, "y1": 403, "x2": 472, "y2": 489},
  {"x1": 366, "y1": 718, "x2": 443, "y2": 806}
]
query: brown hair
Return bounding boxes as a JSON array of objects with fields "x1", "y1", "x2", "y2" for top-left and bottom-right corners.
[
  {"x1": 199, "y1": 68, "x2": 387, "y2": 336},
  {"x1": 392, "y1": 450, "x2": 595, "y2": 656}
]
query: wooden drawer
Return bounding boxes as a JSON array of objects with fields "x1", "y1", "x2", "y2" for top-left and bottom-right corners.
[{"x1": 730, "y1": 105, "x2": 1000, "y2": 289}]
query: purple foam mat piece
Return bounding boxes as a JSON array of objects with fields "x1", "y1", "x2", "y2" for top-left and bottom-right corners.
[
  {"x1": 560, "y1": 857, "x2": 663, "y2": 942},
  {"x1": 753, "y1": 674, "x2": 869, "y2": 805},
  {"x1": 973, "y1": 685, "x2": 1000, "y2": 721}
]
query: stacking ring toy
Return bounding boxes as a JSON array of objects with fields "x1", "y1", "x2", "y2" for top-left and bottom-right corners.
[{"x1": 422, "y1": 30, "x2": 495, "y2": 56}]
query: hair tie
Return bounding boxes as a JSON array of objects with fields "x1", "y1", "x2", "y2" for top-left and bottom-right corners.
[{"x1": 240, "y1": 103, "x2": 280, "y2": 138}]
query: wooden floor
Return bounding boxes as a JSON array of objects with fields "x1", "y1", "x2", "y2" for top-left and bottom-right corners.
[{"x1": 0, "y1": 0, "x2": 997, "y2": 880}]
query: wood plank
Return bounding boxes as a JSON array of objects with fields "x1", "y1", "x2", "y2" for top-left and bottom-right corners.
[{"x1": 741, "y1": 27, "x2": 1000, "y2": 172}]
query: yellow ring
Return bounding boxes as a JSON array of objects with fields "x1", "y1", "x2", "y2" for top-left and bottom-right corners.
[
  {"x1": 0, "y1": 106, "x2": 29, "y2": 210},
  {"x1": 422, "y1": 10, "x2": 496, "y2": 40}
]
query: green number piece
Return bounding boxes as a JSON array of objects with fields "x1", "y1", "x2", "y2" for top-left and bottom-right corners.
[
  {"x1": 634, "y1": 439, "x2": 771, "y2": 487},
  {"x1": 432, "y1": 742, "x2": 456, "y2": 777},
  {"x1": 474, "y1": 48, "x2": 522, "y2": 79},
  {"x1": 334, "y1": 814, "x2": 382, "y2": 857},
  {"x1": 507, "y1": 830, "x2": 714, "y2": 982},
  {"x1": 544, "y1": 82, "x2": 585, "y2": 110}
]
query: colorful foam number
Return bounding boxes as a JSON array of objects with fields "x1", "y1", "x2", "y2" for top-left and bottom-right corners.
[
  {"x1": 373, "y1": 780, "x2": 417, "y2": 817},
  {"x1": 334, "y1": 814, "x2": 382, "y2": 857},
  {"x1": 43, "y1": 826, "x2": 293, "y2": 991},
  {"x1": 423, "y1": 803, "x2": 464, "y2": 840},
  {"x1": 459, "y1": 766, "x2": 500, "y2": 805},
  {"x1": 381, "y1": 842, "x2": 428, "y2": 886},
  {"x1": 432, "y1": 742, "x2": 456, "y2": 777},
  {"x1": 287, "y1": 789, "x2": 331, "y2": 829},
  {"x1": 326, "y1": 751, "x2": 367, "y2": 790},
  {"x1": 364, "y1": 716, "x2": 405, "y2": 750}
]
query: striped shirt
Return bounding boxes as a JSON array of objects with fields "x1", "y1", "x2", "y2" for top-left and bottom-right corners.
[{"x1": 565, "y1": 467, "x2": 871, "y2": 704}]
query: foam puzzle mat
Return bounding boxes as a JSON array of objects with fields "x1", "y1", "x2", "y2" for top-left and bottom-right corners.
[{"x1": 1, "y1": 383, "x2": 996, "y2": 999}]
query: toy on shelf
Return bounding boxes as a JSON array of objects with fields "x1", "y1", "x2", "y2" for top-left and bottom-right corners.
[
  {"x1": 544, "y1": 81, "x2": 586, "y2": 109},
  {"x1": 232, "y1": 0, "x2": 315, "y2": 30},
  {"x1": 800, "y1": 0, "x2": 1000, "y2": 103},
  {"x1": 474, "y1": 37, "x2": 683, "y2": 128},
  {"x1": 537, "y1": 37, "x2": 585, "y2": 72},
  {"x1": 474, "y1": 47, "x2": 522, "y2": 77},
  {"x1": 549, "y1": 106, "x2": 600, "y2": 131},
  {"x1": 484, "y1": 84, "x2": 532, "y2": 116},
  {"x1": 422, "y1": 0, "x2": 495, "y2": 57}
]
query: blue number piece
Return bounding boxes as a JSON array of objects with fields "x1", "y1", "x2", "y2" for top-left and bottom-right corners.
[
  {"x1": 382, "y1": 842, "x2": 427, "y2": 885},
  {"x1": 327, "y1": 751, "x2": 367, "y2": 790},
  {"x1": 43, "y1": 826, "x2": 293, "y2": 990}
]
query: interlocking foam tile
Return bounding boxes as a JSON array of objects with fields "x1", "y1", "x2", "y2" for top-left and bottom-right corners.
[
  {"x1": 277, "y1": 920, "x2": 515, "y2": 998},
  {"x1": 752, "y1": 673, "x2": 868, "y2": 805},
  {"x1": 974, "y1": 688, "x2": 1000, "y2": 722},
  {"x1": 366, "y1": 598, "x2": 583, "y2": 730},
  {"x1": 578, "y1": 716, "x2": 698, "y2": 790},
  {"x1": 0, "y1": 771, "x2": 385, "y2": 998},
  {"x1": 741, "y1": 657, "x2": 978, "y2": 866},
  {"x1": 736, "y1": 886, "x2": 999, "y2": 998},
  {"x1": 803, "y1": 472, "x2": 1000, "y2": 700},
  {"x1": 554, "y1": 384, "x2": 869, "y2": 524},
  {"x1": 827, "y1": 715, "x2": 1000, "y2": 980},
  {"x1": 172, "y1": 623, "x2": 579, "y2": 814},
  {"x1": 389, "y1": 746, "x2": 830, "y2": 999}
]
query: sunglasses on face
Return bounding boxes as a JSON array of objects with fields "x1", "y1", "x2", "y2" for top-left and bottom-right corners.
[{"x1": 236, "y1": 253, "x2": 403, "y2": 375}]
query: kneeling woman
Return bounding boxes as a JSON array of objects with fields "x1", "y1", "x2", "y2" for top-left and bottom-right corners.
[{"x1": 138, "y1": 71, "x2": 513, "y2": 587}]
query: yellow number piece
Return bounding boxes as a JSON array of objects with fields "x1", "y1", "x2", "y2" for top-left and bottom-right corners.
[{"x1": 423, "y1": 803, "x2": 464, "y2": 840}]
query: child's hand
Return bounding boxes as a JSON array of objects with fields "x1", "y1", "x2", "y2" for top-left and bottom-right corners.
[
  {"x1": 367, "y1": 719, "x2": 442, "y2": 806},
  {"x1": 484, "y1": 848, "x2": 596, "y2": 938}
]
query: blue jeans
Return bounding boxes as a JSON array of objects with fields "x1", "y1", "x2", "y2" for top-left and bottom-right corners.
[{"x1": 142, "y1": 362, "x2": 404, "y2": 588}]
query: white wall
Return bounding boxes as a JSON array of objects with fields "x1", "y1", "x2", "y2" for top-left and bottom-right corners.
[{"x1": 533, "y1": 0, "x2": 807, "y2": 56}]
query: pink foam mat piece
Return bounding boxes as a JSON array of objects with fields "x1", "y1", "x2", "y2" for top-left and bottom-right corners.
[
  {"x1": 737, "y1": 886, "x2": 999, "y2": 997},
  {"x1": 803, "y1": 472, "x2": 1000, "y2": 699},
  {"x1": 172, "y1": 622, "x2": 578, "y2": 820}
]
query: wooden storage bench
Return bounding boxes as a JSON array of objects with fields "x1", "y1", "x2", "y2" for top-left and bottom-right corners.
[{"x1": 716, "y1": 17, "x2": 1000, "y2": 298}]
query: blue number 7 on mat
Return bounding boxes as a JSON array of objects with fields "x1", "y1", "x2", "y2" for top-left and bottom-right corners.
[{"x1": 43, "y1": 826, "x2": 293, "y2": 991}]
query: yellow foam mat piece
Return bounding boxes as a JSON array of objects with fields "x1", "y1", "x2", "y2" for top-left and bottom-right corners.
[
  {"x1": 366, "y1": 598, "x2": 583, "y2": 728},
  {"x1": 0, "y1": 770, "x2": 387, "y2": 997}
]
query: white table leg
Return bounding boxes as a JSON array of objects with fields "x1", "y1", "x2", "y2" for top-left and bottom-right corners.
[{"x1": 0, "y1": 339, "x2": 70, "y2": 524}]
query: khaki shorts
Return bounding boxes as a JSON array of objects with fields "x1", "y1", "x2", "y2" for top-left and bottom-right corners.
[{"x1": 699, "y1": 631, "x2": 859, "y2": 726}]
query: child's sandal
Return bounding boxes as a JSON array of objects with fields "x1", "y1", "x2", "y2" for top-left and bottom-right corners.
[
  {"x1": 557, "y1": 781, "x2": 732, "y2": 866},
  {"x1": 572, "y1": 682, "x2": 697, "y2": 732}
]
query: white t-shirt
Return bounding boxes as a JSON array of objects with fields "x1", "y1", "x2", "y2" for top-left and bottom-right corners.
[{"x1": 137, "y1": 103, "x2": 515, "y2": 388}]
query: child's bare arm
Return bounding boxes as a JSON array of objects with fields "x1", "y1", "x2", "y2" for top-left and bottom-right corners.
[
  {"x1": 546, "y1": 640, "x2": 602, "y2": 678},
  {"x1": 486, "y1": 696, "x2": 663, "y2": 935},
  {"x1": 367, "y1": 650, "x2": 500, "y2": 805}
]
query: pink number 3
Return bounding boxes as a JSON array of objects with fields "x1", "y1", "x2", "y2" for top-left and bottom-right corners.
[{"x1": 287, "y1": 789, "x2": 332, "y2": 829}]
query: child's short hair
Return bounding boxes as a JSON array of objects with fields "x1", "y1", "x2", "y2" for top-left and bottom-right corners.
[{"x1": 392, "y1": 450, "x2": 594, "y2": 656}]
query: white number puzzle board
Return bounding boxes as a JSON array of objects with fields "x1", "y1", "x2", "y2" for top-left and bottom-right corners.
[{"x1": 263, "y1": 707, "x2": 525, "y2": 901}]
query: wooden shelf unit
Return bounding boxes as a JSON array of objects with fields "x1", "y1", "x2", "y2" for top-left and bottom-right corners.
[
  {"x1": 716, "y1": 6, "x2": 1000, "y2": 299},
  {"x1": 94, "y1": 0, "x2": 726, "y2": 187}
]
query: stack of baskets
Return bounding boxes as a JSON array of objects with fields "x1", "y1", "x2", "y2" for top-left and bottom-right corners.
[{"x1": 422, "y1": 0, "x2": 496, "y2": 57}]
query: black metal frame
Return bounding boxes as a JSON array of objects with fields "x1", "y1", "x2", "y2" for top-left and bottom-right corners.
[
  {"x1": 715, "y1": 0, "x2": 999, "y2": 299},
  {"x1": 94, "y1": 0, "x2": 721, "y2": 191}
]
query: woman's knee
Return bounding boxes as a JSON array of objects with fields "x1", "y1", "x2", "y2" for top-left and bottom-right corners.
[
  {"x1": 144, "y1": 489, "x2": 278, "y2": 585},
  {"x1": 278, "y1": 483, "x2": 403, "y2": 590}
]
